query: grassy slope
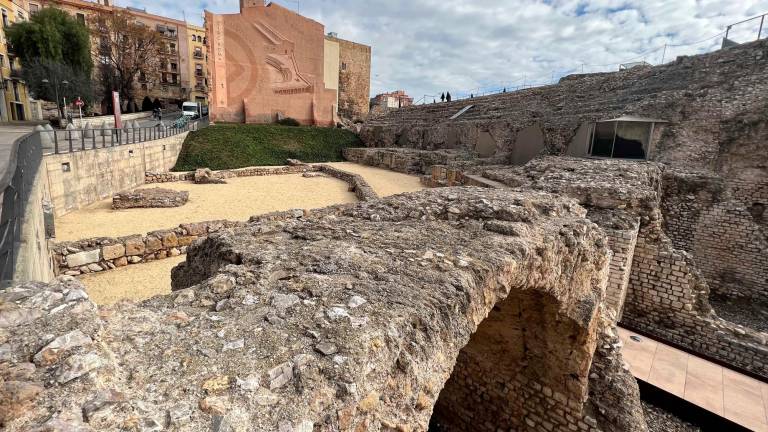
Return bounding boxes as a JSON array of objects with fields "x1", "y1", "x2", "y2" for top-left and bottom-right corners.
[{"x1": 172, "y1": 124, "x2": 362, "y2": 171}]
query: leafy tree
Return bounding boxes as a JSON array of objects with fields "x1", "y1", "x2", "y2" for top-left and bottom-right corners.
[
  {"x1": 6, "y1": 8, "x2": 92, "y2": 74},
  {"x1": 22, "y1": 58, "x2": 92, "y2": 118},
  {"x1": 91, "y1": 10, "x2": 163, "y2": 113}
]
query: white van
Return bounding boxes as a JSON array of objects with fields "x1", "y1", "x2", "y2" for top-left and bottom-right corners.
[{"x1": 182, "y1": 101, "x2": 200, "y2": 119}]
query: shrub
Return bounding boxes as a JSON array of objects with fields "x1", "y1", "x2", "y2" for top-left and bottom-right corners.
[{"x1": 276, "y1": 117, "x2": 300, "y2": 127}]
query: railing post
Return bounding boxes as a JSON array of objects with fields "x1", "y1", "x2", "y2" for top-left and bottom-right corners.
[
  {"x1": 53, "y1": 130, "x2": 59, "y2": 154},
  {"x1": 68, "y1": 130, "x2": 73, "y2": 153},
  {"x1": 759, "y1": 15, "x2": 765, "y2": 40}
]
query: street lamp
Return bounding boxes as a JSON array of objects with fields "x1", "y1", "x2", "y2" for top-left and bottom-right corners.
[{"x1": 42, "y1": 78, "x2": 69, "y2": 120}]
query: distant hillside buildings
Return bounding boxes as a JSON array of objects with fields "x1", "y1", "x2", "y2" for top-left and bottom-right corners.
[
  {"x1": 370, "y1": 90, "x2": 413, "y2": 115},
  {"x1": 205, "y1": 0, "x2": 371, "y2": 125}
]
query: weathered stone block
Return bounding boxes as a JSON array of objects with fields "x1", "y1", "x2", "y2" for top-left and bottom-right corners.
[
  {"x1": 145, "y1": 236, "x2": 162, "y2": 253},
  {"x1": 66, "y1": 250, "x2": 100, "y2": 268},
  {"x1": 102, "y1": 244, "x2": 126, "y2": 260},
  {"x1": 161, "y1": 232, "x2": 178, "y2": 248},
  {"x1": 112, "y1": 188, "x2": 189, "y2": 209},
  {"x1": 124, "y1": 238, "x2": 145, "y2": 256}
]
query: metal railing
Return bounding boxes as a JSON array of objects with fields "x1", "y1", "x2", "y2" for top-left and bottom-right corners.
[
  {"x1": 0, "y1": 132, "x2": 42, "y2": 282},
  {"x1": 44, "y1": 115, "x2": 209, "y2": 155}
]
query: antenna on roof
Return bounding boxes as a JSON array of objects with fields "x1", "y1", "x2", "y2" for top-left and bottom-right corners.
[{"x1": 183, "y1": 10, "x2": 187, "y2": 22}]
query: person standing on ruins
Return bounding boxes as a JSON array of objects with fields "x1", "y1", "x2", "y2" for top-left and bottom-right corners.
[
  {"x1": 441, "y1": 92, "x2": 445, "y2": 102},
  {"x1": 446, "y1": 92, "x2": 452, "y2": 102}
]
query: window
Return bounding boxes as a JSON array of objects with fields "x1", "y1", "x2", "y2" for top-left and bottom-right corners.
[
  {"x1": 195, "y1": 63, "x2": 203, "y2": 76},
  {"x1": 169, "y1": 43, "x2": 176, "y2": 52},
  {"x1": 191, "y1": 35, "x2": 196, "y2": 41},
  {"x1": 0, "y1": 54, "x2": 4, "y2": 68},
  {"x1": 2, "y1": 9, "x2": 9, "y2": 28},
  {"x1": 29, "y1": 3, "x2": 39, "y2": 14},
  {"x1": 76, "y1": 13, "x2": 85, "y2": 24},
  {"x1": 588, "y1": 120, "x2": 656, "y2": 160},
  {"x1": 170, "y1": 62, "x2": 177, "y2": 71},
  {"x1": 194, "y1": 47, "x2": 203, "y2": 58},
  {"x1": 341, "y1": 62, "x2": 347, "y2": 71}
]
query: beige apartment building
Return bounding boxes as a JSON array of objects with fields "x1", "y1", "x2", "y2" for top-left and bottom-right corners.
[
  {"x1": 0, "y1": 0, "x2": 35, "y2": 121},
  {"x1": 31, "y1": 0, "x2": 208, "y2": 112}
]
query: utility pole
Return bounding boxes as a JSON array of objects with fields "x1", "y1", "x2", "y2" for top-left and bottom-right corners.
[{"x1": 660, "y1": 43, "x2": 667, "y2": 64}]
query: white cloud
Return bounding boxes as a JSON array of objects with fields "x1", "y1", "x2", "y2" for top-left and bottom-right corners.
[{"x1": 119, "y1": 0, "x2": 767, "y2": 100}]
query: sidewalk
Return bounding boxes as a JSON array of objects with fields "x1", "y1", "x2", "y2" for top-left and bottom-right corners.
[
  {"x1": 618, "y1": 327, "x2": 768, "y2": 431},
  {"x1": 0, "y1": 125, "x2": 35, "y2": 182}
]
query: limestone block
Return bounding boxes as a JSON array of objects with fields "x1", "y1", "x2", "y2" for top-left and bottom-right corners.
[
  {"x1": 161, "y1": 232, "x2": 178, "y2": 248},
  {"x1": 102, "y1": 244, "x2": 126, "y2": 260},
  {"x1": 145, "y1": 236, "x2": 162, "y2": 253},
  {"x1": 177, "y1": 235, "x2": 197, "y2": 246},
  {"x1": 124, "y1": 238, "x2": 145, "y2": 256},
  {"x1": 66, "y1": 250, "x2": 100, "y2": 268}
]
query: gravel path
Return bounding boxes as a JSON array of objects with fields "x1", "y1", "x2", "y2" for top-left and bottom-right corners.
[
  {"x1": 709, "y1": 295, "x2": 768, "y2": 333},
  {"x1": 55, "y1": 173, "x2": 357, "y2": 241},
  {"x1": 325, "y1": 162, "x2": 425, "y2": 197},
  {"x1": 79, "y1": 255, "x2": 186, "y2": 305}
]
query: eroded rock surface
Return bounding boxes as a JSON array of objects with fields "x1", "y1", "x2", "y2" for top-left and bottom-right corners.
[
  {"x1": 112, "y1": 187, "x2": 189, "y2": 209},
  {"x1": 0, "y1": 186, "x2": 644, "y2": 431}
]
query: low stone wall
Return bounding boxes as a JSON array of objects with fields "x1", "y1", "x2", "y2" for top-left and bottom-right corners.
[
  {"x1": 70, "y1": 111, "x2": 152, "y2": 129},
  {"x1": 44, "y1": 132, "x2": 188, "y2": 217},
  {"x1": 146, "y1": 163, "x2": 380, "y2": 202},
  {"x1": 316, "y1": 164, "x2": 378, "y2": 201},
  {"x1": 51, "y1": 220, "x2": 246, "y2": 276}
]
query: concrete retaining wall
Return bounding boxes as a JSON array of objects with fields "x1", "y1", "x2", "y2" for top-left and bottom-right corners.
[
  {"x1": 44, "y1": 132, "x2": 187, "y2": 217},
  {"x1": 13, "y1": 158, "x2": 55, "y2": 283}
]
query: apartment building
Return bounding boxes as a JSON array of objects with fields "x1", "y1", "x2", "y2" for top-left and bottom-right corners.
[
  {"x1": 31, "y1": 0, "x2": 208, "y2": 112},
  {"x1": 0, "y1": 0, "x2": 32, "y2": 120}
]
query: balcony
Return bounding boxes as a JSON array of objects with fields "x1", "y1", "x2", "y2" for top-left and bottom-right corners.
[
  {"x1": 195, "y1": 83, "x2": 207, "y2": 91},
  {"x1": 193, "y1": 51, "x2": 204, "y2": 59}
]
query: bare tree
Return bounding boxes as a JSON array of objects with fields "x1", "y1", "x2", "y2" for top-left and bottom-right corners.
[{"x1": 91, "y1": 10, "x2": 163, "y2": 112}]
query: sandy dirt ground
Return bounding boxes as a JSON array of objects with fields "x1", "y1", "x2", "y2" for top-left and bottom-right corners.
[
  {"x1": 71, "y1": 163, "x2": 425, "y2": 304},
  {"x1": 324, "y1": 162, "x2": 425, "y2": 196},
  {"x1": 79, "y1": 255, "x2": 186, "y2": 305},
  {"x1": 55, "y1": 174, "x2": 357, "y2": 241}
]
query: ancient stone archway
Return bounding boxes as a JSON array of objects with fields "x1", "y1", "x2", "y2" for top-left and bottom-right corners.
[{"x1": 430, "y1": 287, "x2": 598, "y2": 431}]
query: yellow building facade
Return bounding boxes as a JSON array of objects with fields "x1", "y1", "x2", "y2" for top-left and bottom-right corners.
[
  {"x1": 0, "y1": 0, "x2": 32, "y2": 121},
  {"x1": 186, "y1": 23, "x2": 206, "y2": 104},
  {"x1": 29, "y1": 0, "x2": 208, "y2": 112}
]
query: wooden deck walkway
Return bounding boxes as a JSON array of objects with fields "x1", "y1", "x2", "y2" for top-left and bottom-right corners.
[{"x1": 618, "y1": 327, "x2": 768, "y2": 431}]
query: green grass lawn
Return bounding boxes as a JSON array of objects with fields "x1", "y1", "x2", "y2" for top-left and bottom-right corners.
[{"x1": 172, "y1": 124, "x2": 362, "y2": 171}]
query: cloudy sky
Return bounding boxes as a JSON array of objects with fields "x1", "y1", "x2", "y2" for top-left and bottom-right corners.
[{"x1": 117, "y1": 0, "x2": 767, "y2": 101}]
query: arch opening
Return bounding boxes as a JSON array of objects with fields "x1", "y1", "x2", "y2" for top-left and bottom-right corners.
[{"x1": 429, "y1": 287, "x2": 595, "y2": 432}]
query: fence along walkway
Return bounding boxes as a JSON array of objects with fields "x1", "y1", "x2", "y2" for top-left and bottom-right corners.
[
  {"x1": 39, "y1": 115, "x2": 209, "y2": 155},
  {"x1": 0, "y1": 115, "x2": 209, "y2": 283}
]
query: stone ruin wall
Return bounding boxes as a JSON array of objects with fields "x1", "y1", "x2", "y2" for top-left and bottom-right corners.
[
  {"x1": 1, "y1": 186, "x2": 648, "y2": 432},
  {"x1": 347, "y1": 39, "x2": 768, "y2": 379},
  {"x1": 358, "y1": 39, "x2": 768, "y2": 172},
  {"x1": 662, "y1": 170, "x2": 768, "y2": 303},
  {"x1": 52, "y1": 164, "x2": 379, "y2": 277}
]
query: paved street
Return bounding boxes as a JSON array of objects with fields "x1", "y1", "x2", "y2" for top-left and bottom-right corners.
[{"x1": 0, "y1": 125, "x2": 35, "y2": 183}]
